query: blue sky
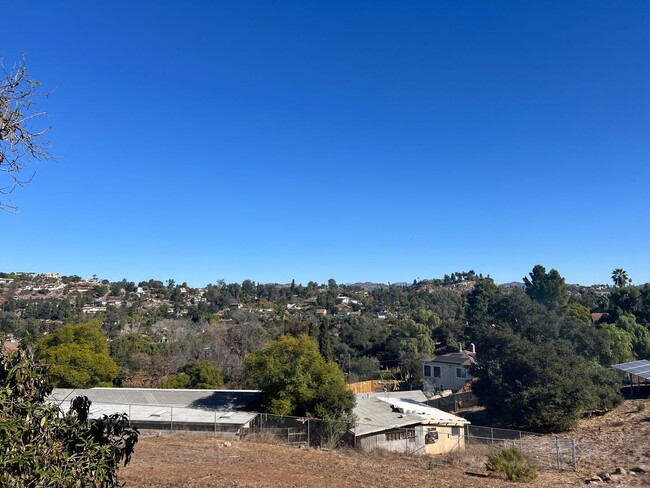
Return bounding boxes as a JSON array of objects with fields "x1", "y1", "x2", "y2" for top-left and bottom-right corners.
[{"x1": 1, "y1": 1, "x2": 649, "y2": 287}]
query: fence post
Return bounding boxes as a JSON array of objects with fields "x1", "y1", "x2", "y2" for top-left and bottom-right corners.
[
  {"x1": 128, "y1": 404, "x2": 132, "y2": 426},
  {"x1": 214, "y1": 410, "x2": 217, "y2": 436},
  {"x1": 572, "y1": 440, "x2": 577, "y2": 471},
  {"x1": 556, "y1": 437, "x2": 561, "y2": 470},
  {"x1": 170, "y1": 406, "x2": 174, "y2": 431},
  {"x1": 490, "y1": 427, "x2": 494, "y2": 446},
  {"x1": 307, "y1": 419, "x2": 310, "y2": 447}
]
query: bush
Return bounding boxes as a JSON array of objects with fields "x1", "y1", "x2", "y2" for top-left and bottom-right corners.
[
  {"x1": 161, "y1": 360, "x2": 223, "y2": 389},
  {"x1": 486, "y1": 447, "x2": 538, "y2": 483},
  {"x1": 637, "y1": 403, "x2": 646, "y2": 412},
  {"x1": 0, "y1": 348, "x2": 138, "y2": 487}
]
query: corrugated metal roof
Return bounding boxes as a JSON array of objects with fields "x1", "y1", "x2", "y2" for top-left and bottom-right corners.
[
  {"x1": 49, "y1": 387, "x2": 261, "y2": 410},
  {"x1": 48, "y1": 387, "x2": 261, "y2": 427},
  {"x1": 352, "y1": 391, "x2": 468, "y2": 437},
  {"x1": 54, "y1": 401, "x2": 257, "y2": 426}
]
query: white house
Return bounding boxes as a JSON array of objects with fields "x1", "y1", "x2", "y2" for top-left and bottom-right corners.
[{"x1": 422, "y1": 348, "x2": 477, "y2": 393}]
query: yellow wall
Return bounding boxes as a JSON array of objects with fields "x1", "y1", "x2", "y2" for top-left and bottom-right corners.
[{"x1": 423, "y1": 425, "x2": 465, "y2": 455}]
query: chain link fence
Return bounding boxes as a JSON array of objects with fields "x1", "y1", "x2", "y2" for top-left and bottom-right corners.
[
  {"x1": 465, "y1": 425, "x2": 576, "y2": 471},
  {"x1": 243, "y1": 413, "x2": 353, "y2": 449},
  {"x1": 66, "y1": 400, "x2": 576, "y2": 472}
]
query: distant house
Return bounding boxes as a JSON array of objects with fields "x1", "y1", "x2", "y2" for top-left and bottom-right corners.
[
  {"x1": 591, "y1": 312, "x2": 609, "y2": 324},
  {"x1": 422, "y1": 347, "x2": 477, "y2": 393},
  {"x1": 82, "y1": 305, "x2": 107, "y2": 314},
  {"x1": 351, "y1": 391, "x2": 468, "y2": 455}
]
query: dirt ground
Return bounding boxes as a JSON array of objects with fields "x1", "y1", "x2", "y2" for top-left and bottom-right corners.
[{"x1": 120, "y1": 399, "x2": 650, "y2": 488}]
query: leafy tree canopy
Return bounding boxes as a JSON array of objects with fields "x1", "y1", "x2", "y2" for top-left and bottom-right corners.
[
  {"x1": 37, "y1": 319, "x2": 119, "y2": 388},
  {"x1": 161, "y1": 360, "x2": 224, "y2": 389},
  {"x1": 244, "y1": 334, "x2": 355, "y2": 419},
  {"x1": 523, "y1": 265, "x2": 569, "y2": 312},
  {"x1": 472, "y1": 329, "x2": 622, "y2": 431}
]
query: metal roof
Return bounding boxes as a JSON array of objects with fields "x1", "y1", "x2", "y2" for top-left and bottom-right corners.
[
  {"x1": 53, "y1": 401, "x2": 257, "y2": 426},
  {"x1": 364, "y1": 390, "x2": 429, "y2": 403},
  {"x1": 49, "y1": 387, "x2": 261, "y2": 410},
  {"x1": 612, "y1": 360, "x2": 650, "y2": 381},
  {"x1": 48, "y1": 387, "x2": 261, "y2": 428},
  {"x1": 352, "y1": 391, "x2": 469, "y2": 437}
]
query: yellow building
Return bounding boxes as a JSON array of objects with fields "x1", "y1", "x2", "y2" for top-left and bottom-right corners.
[{"x1": 351, "y1": 391, "x2": 469, "y2": 455}]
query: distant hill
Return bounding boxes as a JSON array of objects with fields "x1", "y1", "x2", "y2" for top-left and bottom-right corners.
[
  {"x1": 500, "y1": 281, "x2": 525, "y2": 289},
  {"x1": 347, "y1": 282, "x2": 389, "y2": 291}
]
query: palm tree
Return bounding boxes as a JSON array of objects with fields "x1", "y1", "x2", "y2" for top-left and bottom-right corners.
[{"x1": 611, "y1": 268, "x2": 629, "y2": 288}]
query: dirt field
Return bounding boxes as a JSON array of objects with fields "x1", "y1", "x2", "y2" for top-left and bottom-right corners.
[{"x1": 120, "y1": 399, "x2": 650, "y2": 487}]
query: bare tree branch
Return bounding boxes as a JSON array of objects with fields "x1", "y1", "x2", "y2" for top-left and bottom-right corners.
[{"x1": 0, "y1": 55, "x2": 52, "y2": 212}]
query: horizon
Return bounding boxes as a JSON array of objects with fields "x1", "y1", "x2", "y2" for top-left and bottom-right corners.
[
  {"x1": 0, "y1": 266, "x2": 628, "y2": 289},
  {"x1": 2, "y1": 2, "x2": 649, "y2": 287}
]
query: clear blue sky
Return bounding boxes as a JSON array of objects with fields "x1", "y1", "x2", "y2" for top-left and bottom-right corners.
[{"x1": 1, "y1": 1, "x2": 649, "y2": 287}]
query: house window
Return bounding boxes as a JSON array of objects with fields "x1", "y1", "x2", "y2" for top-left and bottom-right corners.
[
  {"x1": 433, "y1": 366, "x2": 441, "y2": 378},
  {"x1": 451, "y1": 427, "x2": 461, "y2": 437},
  {"x1": 456, "y1": 367, "x2": 467, "y2": 379},
  {"x1": 424, "y1": 365, "x2": 431, "y2": 377}
]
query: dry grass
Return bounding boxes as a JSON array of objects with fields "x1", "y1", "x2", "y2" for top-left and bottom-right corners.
[{"x1": 120, "y1": 399, "x2": 650, "y2": 487}]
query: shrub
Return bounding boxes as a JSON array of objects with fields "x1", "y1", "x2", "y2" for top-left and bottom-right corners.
[
  {"x1": 0, "y1": 348, "x2": 138, "y2": 487},
  {"x1": 637, "y1": 403, "x2": 646, "y2": 412},
  {"x1": 486, "y1": 447, "x2": 538, "y2": 483}
]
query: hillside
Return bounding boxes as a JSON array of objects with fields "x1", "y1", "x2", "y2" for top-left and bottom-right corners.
[{"x1": 121, "y1": 399, "x2": 650, "y2": 487}]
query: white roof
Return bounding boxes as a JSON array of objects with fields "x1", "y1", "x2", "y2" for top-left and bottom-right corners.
[
  {"x1": 48, "y1": 387, "x2": 261, "y2": 427},
  {"x1": 54, "y1": 401, "x2": 257, "y2": 426},
  {"x1": 352, "y1": 391, "x2": 468, "y2": 437}
]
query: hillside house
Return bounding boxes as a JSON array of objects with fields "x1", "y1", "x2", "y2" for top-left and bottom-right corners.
[
  {"x1": 422, "y1": 347, "x2": 477, "y2": 393},
  {"x1": 351, "y1": 391, "x2": 468, "y2": 455}
]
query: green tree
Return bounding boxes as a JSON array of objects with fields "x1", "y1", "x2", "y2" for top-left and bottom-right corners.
[
  {"x1": 472, "y1": 329, "x2": 621, "y2": 431},
  {"x1": 523, "y1": 265, "x2": 569, "y2": 312},
  {"x1": 161, "y1": 360, "x2": 224, "y2": 389},
  {"x1": 36, "y1": 320, "x2": 120, "y2": 388},
  {"x1": 565, "y1": 302, "x2": 592, "y2": 324},
  {"x1": 615, "y1": 315, "x2": 650, "y2": 359},
  {"x1": 608, "y1": 285, "x2": 641, "y2": 319},
  {"x1": 612, "y1": 268, "x2": 630, "y2": 288},
  {"x1": 244, "y1": 335, "x2": 355, "y2": 419},
  {"x1": 0, "y1": 348, "x2": 138, "y2": 487},
  {"x1": 466, "y1": 278, "x2": 501, "y2": 328}
]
